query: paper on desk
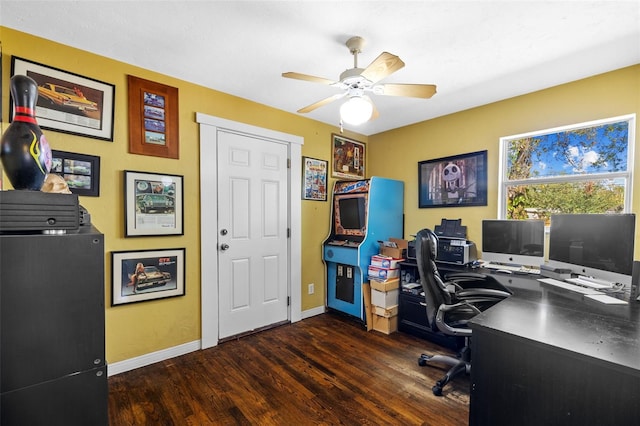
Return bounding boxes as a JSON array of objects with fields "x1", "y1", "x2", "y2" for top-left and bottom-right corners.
[{"x1": 584, "y1": 294, "x2": 628, "y2": 305}]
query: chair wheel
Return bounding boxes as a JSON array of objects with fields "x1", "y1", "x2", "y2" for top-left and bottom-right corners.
[
  {"x1": 418, "y1": 358, "x2": 427, "y2": 366},
  {"x1": 432, "y1": 385, "x2": 443, "y2": 396}
]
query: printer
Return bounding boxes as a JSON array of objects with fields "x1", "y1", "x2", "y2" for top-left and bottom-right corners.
[{"x1": 433, "y1": 219, "x2": 477, "y2": 266}]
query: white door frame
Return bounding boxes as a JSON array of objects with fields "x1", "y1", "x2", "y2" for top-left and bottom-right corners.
[{"x1": 197, "y1": 113, "x2": 303, "y2": 349}]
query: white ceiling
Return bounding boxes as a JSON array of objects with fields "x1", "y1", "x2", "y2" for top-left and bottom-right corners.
[{"x1": 1, "y1": 1, "x2": 639, "y2": 136}]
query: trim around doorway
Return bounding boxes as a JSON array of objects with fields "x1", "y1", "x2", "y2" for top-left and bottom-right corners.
[{"x1": 196, "y1": 113, "x2": 303, "y2": 349}]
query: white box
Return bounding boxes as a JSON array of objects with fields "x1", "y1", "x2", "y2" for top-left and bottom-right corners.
[
  {"x1": 368, "y1": 266, "x2": 400, "y2": 281},
  {"x1": 371, "y1": 288, "x2": 399, "y2": 308},
  {"x1": 370, "y1": 255, "x2": 403, "y2": 269}
]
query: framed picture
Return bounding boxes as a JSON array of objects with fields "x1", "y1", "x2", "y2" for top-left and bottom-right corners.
[
  {"x1": 127, "y1": 75, "x2": 179, "y2": 159},
  {"x1": 50, "y1": 150, "x2": 100, "y2": 197},
  {"x1": 111, "y1": 248, "x2": 185, "y2": 306},
  {"x1": 331, "y1": 133, "x2": 365, "y2": 179},
  {"x1": 124, "y1": 170, "x2": 184, "y2": 237},
  {"x1": 418, "y1": 150, "x2": 488, "y2": 208},
  {"x1": 10, "y1": 56, "x2": 115, "y2": 141},
  {"x1": 302, "y1": 156, "x2": 328, "y2": 201}
]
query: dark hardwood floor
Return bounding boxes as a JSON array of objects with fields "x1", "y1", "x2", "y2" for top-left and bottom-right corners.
[{"x1": 108, "y1": 313, "x2": 469, "y2": 425}]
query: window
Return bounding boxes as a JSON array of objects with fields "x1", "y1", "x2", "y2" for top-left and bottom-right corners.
[{"x1": 499, "y1": 114, "x2": 635, "y2": 221}]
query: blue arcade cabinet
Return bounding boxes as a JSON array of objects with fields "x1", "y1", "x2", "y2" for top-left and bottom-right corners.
[{"x1": 322, "y1": 176, "x2": 404, "y2": 322}]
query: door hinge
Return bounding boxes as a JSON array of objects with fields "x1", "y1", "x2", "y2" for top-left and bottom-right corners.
[
  {"x1": 287, "y1": 228, "x2": 290, "y2": 238},
  {"x1": 287, "y1": 158, "x2": 291, "y2": 169},
  {"x1": 287, "y1": 296, "x2": 290, "y2": 306}
]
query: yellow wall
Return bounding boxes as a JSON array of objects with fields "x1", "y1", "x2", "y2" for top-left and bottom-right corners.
[
  {"x1": 1, "y1": 27, "x2": 367, "y2": 363},
  {"x1": 2, "y1": 27, "x2": 639, "y2": 364},
  {"x1": 368, "y1": 65, "x2": 640, "y2": 253}
]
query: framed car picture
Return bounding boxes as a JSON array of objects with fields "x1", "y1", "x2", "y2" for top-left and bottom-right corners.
[
  {"x1": 127, "y1": 75, "x2": 179, "y2": 159},
  {"x1": 124, "y1": 170, "x2": 184, "y2": 237},
  {"x1": 111, "y1": 248, "x2": 185, "y2": 306},
  {"x1": 10, "y1": 56, "x2": 115, "y2": 141},
  {"x1": 50, "y1": 150, "x2": 100, "y2": 196}
]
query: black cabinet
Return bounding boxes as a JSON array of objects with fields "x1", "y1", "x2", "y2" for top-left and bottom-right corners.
[
  {"x1": 1, "y1": 226, "x2": 107, "y2": 426},
  {"x1": 398, "y1": 260, "x2": 463, "y2": 350}
]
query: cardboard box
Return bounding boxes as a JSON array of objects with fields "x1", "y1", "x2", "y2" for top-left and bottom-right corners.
[
  {"x1": 370, "y1": 255, "x2": 403, "y2": 269},
  {"x1": 371, "y1": 288, "x2": 399, "y2": 308},
  {"x1": 372, "y1": 314, "x2": 398, "y2": 335},
  {"x1": 370, "y1": 277, "x2": 400, "y2": 292},
  {"x1": 372, "y1": 304, "x2": 398, "y2": 318},
  {"x1": 368, "y1": 266, "x2": 400, "y2": 281},
  {"x1": 379, "y1": 238, "x2": 409, "y2": 259},
  {"x1": 362, "y1": 282, "x2": 373, "y2": 332}
]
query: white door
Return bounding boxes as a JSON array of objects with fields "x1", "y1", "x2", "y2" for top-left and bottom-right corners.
[{"x1": 217, "y1": 131, "x2": 289, "y2": 339}]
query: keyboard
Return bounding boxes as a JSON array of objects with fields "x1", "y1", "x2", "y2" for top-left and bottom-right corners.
[
  {"x1": 537, "y1": 278, "x2": 601, "y2": 295},
  {"x1": 566, "y1": 277, "x2": 614, "y2": 289},
  {"x1": 482, "y1": 262, "x2": 541, "y2": 275}
]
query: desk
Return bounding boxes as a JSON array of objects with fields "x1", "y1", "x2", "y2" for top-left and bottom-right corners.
[{"x1": 469, "y1": 273, "x2": 640, "y2": 426}]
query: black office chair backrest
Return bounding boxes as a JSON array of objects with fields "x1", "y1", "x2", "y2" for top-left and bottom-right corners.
[{"x1": 415, "y1": 228, "x2": 452, "y2": 330}]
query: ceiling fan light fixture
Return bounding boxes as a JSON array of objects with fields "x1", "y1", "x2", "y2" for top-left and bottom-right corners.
[{"x1": 340, "y1": 96, "x2": 373, "y2": 125}]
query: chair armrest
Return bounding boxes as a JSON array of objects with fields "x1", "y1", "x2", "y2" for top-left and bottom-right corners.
[
  {"x1": 435, "y1": 303, "x2": 473, "y2": 336},
  {"x1": 445, "y1": 272, "x2": 488, "y2": 281},
  {"x1": 435, "y1": 297, "x2": 503, "y2": 336},
  {"x1": 456, "y1": 288, "x2": 511, "y2": 300},
  {"x1": 446, "y1": 272, "x2": 513, "y2": 295}
]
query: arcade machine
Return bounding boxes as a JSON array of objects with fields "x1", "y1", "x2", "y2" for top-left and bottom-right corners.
[{"x1": 322, "y1": 177, "x2": 404, "y2": 322}]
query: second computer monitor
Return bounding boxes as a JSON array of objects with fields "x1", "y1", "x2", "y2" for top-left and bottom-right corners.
[{"x1": 482, "y1": 219, "x2": 545, "y2": 267}]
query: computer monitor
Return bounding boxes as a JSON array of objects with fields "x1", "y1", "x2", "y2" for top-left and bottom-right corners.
[
  {"x1": 334, "y1": 193, "x2": 367, "y2": 239},
  {"x1": 482, "y1": 219, "x2": 545, "y2": 267},
  {"x1": 547, "y1": 213, "x2": 635, "y2": 286}
]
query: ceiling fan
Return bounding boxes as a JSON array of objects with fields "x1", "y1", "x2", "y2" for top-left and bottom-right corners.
[{"x1": 282, "y1": 36, "x2": 437, "y2": 125}]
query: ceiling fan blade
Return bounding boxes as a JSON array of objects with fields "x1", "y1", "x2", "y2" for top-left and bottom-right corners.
[
  {"x1": 360, "y1": 52, "x2": 405, "y2": 83},
  {"x1": 378, "y1": 83, "x2": 437, "y2": 99},
  {"x1": 297, "y1": 93, "x2": 346, "y2": 113},
  {"x1": 282, "y1": 72, "x2": 337, "y2": 85}
]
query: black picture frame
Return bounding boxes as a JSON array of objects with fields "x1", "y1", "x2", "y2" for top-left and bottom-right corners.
[
  {"x1": 418, "y1": 150, "x2": 488, "y2": 208},
  {"x1": 50, "y1": 150, "x2": 100, "y2": 197},
  {"x1": 10, "y1": 56, "x2": 115, "y2": 141},
  {"x1": 111, "y1": 248, "x2": 185, "y2": 306},
  {"x1": 124, "y1": 170, "x2": 184, "y2": 237}
]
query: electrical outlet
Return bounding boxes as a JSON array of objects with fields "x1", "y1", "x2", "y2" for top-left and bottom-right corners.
[{"x1": 308, "y1": 283, "x2": 315, "y2": 295}]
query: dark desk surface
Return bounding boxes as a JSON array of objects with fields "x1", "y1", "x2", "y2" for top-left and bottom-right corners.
[
  {"x1": 463, "y1": 269, "x2": 640, "y2": 426},
  {"x1": 468, "y1": 271, "x2": 640, "y2": 375}
]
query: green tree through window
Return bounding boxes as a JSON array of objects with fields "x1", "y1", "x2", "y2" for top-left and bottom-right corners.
[{"x1": 500, "y1": 115, "x2": 635, "y2": 222}]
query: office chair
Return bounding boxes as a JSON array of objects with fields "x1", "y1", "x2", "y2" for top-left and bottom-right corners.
[{"x1": 415, "y1": 228, "x2": 511, "y2": 396}]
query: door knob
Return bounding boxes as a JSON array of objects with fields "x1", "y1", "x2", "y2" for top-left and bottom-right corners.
[{"x1": 220, "y1": 243, "x2": 230, "y2": 251}]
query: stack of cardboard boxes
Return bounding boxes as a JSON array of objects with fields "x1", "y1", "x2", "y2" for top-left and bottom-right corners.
[{"x1": 367, "y1": 238, "x2": 408, "y2": 334}]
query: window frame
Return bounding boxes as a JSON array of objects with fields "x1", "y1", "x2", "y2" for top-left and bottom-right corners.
[{"x1": 498, "y1": 114, "x2": 636, "y2": 219}]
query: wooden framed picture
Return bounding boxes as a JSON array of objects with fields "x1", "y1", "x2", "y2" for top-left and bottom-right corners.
[
  {"x1": 111, "y1": 248, "x2": 185, "y2": 306},
  {"x1": 127, "y1": 75, "x2": 179, "y2": 159},
  {"x1": 302, "y1": 156, "x2": 328, "y2": 201},
  {"x1": 10, "y1": 56, "x2": 115, "y2": 141},
  {"x1": 331, "y1": 133, "x2": 365, "y2": 179},
  {"x1": 124, "y1": 170, "x2": 184, "y2": 237},
  {"x1": 50, "y1": 150, "x2": 101, "y2": 197},
  {"x1": 418, "y1": 150, "x2": 488, "y2": 208}
]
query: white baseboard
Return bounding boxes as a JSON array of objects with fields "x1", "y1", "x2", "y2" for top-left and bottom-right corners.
[
  {"x1": 301, "y1": 305, "x2": 326, "y2": 319},
  {"x1": 108, "y1": 308, "x2": 325, "y2": 377},
  {"x1": 107, "y1": 340, "x2": 201, "y2": 377}
]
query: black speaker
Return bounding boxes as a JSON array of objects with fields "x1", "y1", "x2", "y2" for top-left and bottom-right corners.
[{"x1": 631, "y1": 261, "x2": 640, "y2": 301}]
